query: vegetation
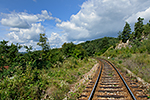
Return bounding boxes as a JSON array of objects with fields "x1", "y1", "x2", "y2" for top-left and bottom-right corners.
[
  {"x1": 0, "y1": 32, "x2": 95, "y2": 99},
  {"x1": 134, "y1": 17, "x2": 144, "y2": 39},
  {"x1": 80, "y1": 37, "x2": 119, "y2": 56},
  {"x1": 119, "y1": 22, "x2": 131, "y2": 43},
  {"x1": 103, "y1": 17, "x2": 150, "y2": 97},
  {"x1": 1, "y1": 16, "x2": 150, "y2": 99}
]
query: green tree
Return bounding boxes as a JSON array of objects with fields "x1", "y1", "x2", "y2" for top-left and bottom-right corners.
[
  {"x1": 73, "y1": 45, "x2": 86, "y2": 59},
  {"x1": 117, "y1": 31, "x2": 122, "y2": 40},
  {"x1": 134, "y1": 17, "x2": 144, "y2": 39},
  {"x1": 37, "y1": 33, "x2": 50, "y2": 53},
  {"x1": 0, "y1": 40, "x2": 22, "y2": 71},
  {"x1": 129, "y1": 32, "x2": 135, "y2": 41},
  {"x1": 7, "y1": 43, "x2": 22, "y2": 64},
  {"x1": 62, "y1": 42, "x2": 76, "y2": 57},
  {"x1": 101, "y1": 37, "x2": 109, "y2": 48},
  {"x1": 143, "y1": 20, "x2": 150, "y2": 36},
  {"x1": 24, "y1": 45, "x2": 33, "y2": 53},
  {"x1": 0, "y1": 40, "x2": 8, "y2": 69},
  {"x1": 122, "y1": 22, "x2": 131, "y2": 43},
  {"x1": 37, "y1": 33, "x2": 50, "y2": 61}
]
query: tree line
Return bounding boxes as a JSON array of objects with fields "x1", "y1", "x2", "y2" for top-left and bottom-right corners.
[
  {"x1": 118, "y1": 17, "x2": 150, "y2": 43},
  {"x1": 1, "y1": 17, "x2": 150, "y2": 73}
]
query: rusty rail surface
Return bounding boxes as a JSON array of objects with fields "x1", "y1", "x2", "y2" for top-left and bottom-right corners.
[{"x1": 79, "y1": 58, "x2": 148, "y2": 100}]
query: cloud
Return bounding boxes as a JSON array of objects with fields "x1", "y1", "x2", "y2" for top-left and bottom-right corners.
[
  {"x1": 1, "y1": 10, "x2": 54, "y2": 28},
  {"x1": 7, "y1": 23, "x2": 45, "y2": 43},
  {"x1": 1, "y1": 13, "x2": 30, "y2": 28},
  {"x1": 57, "y1": 0, "x2": 150, "y2": 41},
  {"x1": 0, "y1": 10, "x2": 62, "y2": 45},
  {"x1": 1, "y1": 0, "x2": 150, "y2": 52},
  {"x1": 126, "y1": 7, "x2": 150, "y2": 23},
  {"x1": 48, "y1": 32, "x2": 67, "y2": 48},
  {"x1": 54, "y1": 17, "x2": 61, "y2": 23},
  {"x1": 37, "y1": 10, "x2": 53, "y2": 21}
]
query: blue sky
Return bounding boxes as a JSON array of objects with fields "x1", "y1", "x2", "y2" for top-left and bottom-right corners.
[
  {"x1": 0, "y1": 0, "x2": 150, "y2": 51},
  {"x1": 0, "y1": 0, "x2": 84, "y2": 16}
]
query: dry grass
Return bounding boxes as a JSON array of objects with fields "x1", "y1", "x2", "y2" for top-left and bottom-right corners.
[{"x1": 103, "y1": 54, "x2": 150, "y2": 96}]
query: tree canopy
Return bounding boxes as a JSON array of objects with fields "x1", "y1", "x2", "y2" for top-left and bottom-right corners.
[
  {"x1": 134, "y1": 17, "x2": 144, "y2": 39},
  {"x1": 122, "y1": 22, "x2": 131, "y2": 43}
]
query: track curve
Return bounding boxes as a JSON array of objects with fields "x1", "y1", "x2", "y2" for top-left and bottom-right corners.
[{"x1": 79, "y1": 58, "x2": 148, "y2": 100}]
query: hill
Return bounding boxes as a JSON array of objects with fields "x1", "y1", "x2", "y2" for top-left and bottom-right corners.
[{"x1": 79, "y1": 37, "x2": 119, "y2": 56}]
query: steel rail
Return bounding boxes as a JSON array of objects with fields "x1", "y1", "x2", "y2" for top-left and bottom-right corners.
[
  {"x1": 104, "y1": 59, "x2": 137, "y2": 100},
  {"x1": 88, "y1": 61, "x2": 103, "y2": 100}
]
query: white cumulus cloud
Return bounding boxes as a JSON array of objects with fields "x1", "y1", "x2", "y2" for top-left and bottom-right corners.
[
  {"x1": 7, "y1": 23, "x2": 45, "y2": 43},
  {"x1": 0, "y1": 10, "x2": 61, "y2": 46},
  {"x1": 57, "y1": 0, "x2": 150, "y2": 42},
  {"x1": 126, "y1": 7, "x2": 150, "y2": 23},
  {"x1": 1, "y1": 10, "x2": 55, "y2": 28},
  {"x1": 48, "y1": 32, "x2": 67, "y2": 48},
  {"x1": 1, "y1": 13, "x2": 30, "y2": 28}
]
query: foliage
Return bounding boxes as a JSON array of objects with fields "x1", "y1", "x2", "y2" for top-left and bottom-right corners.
[
  {"x1": 72, "y1": 45, "x2": 87, "y2": 60},
  {"x1": 143, "y1": 21, "x2": 150, "y2": 36},
  {"x1": 118, "y1": 31, "x2": 122, "y2": 40},
  {"x1": 134, "y1": 17, "x2": 144, "y2": 39},
  {"x1": 37, "y1": 33, "x2": 50, "y2": 53},
  {"x1": 62, "y1": 42, "x2": 76, "y2": 57},
  {"x1": 121, "y1": 22, "x2": 131, "y2": 43},
  {"x1": 1, "y1": 16, "x2": 150, "y2": 99},
  {"x1": 0, "y1": 57, "x2": 96, "y2": 99},
  {"x1": 62, "y1": 42, "x2": 87, "y2": 59},
  {"x1": 80, "y1": 37, "x2": 119, "y2": 56},
  {"x1": 0, "y1": 40, "x2": 22, "y2": 67}
]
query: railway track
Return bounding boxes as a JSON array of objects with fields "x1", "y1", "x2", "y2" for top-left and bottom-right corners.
[{"x1": 79, "y1": 58, "x2": 148, "y2": 100}]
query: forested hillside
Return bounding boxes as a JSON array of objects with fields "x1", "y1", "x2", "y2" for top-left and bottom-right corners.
[{"x1": 79, "y1": 37, "x2": 119, "y2": 56}]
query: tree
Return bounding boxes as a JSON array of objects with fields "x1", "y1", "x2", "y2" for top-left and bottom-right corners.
[
  {"x1": 129, "y1": 32, "x2": 135, "y2": 41},
  {"x1": 101, "y1": 37, "x2": 109, "y2": 48},
  {"x1": 134, "y1": 17, "x2": 144, "y2": 39},
  {"x1": 37, "y1": 33, "x2": 50, "y2": 52},
  {"x1": 0, "y1": 40, "x2": 22, "y2": 69},
  {"x1": 117, "y1": 31, "x2": 122, "y2": 40},
  {"x1": 143, "y1": 20, "x2": 150, "y2": 36},
  {"x1": 24, "y1": 45, "x2": 32, "y2": 53},
  {"x1": 7, "y1": 43, "x2": 22, "y2": 63},
  {"x1": 73, "y1": 45, "x2": 87, "y2": 59},
  {"x1": 62, "y1": 42, "x2": 76, "y2": 57},
  {"x1": 122, "y1": 22, "x2": 131, "y2": 43}
]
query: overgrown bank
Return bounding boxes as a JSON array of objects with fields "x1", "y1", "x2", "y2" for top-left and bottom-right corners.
[
  {"x1": 0, "y1": 57, "x2": 97, "y2": 99},
  {"x1": 101, "y1": 37, "x2": 150, "y2": 97}
]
